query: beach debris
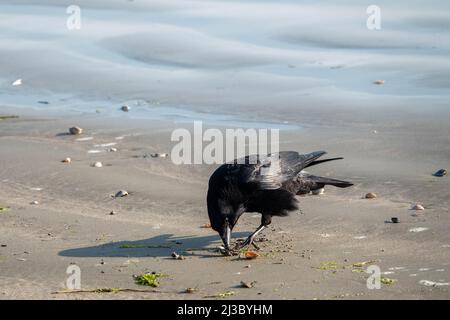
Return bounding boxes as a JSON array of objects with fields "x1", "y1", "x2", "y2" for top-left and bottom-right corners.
[
  {"x1": 115, "y1": 190, "x2": 129, "y2": 198},
  {"x1": 121, "y1": 105, "x2": 130, "y2": 112},
  {"x1": 352, "y1": 261, "x2": 377, "y2": 269},
  {"x1": 61, "y1": 157, "x2": 71, "y2": 163},
  {"x1": 312, "y1": 188, "x2": 324, "y2": 195},
  {"x1": 391, "y1": 217, "x2": 399, "y2": 223},
  {"x1": 0, "y1": 115, "x2": 19, "y2": 121},
  {"x1": 316, "y1": 262, "x2": 340, "y2": 270},
  {"x1": 92, "y1": 162, "x2": 103, "y2": 168},
  {"x1": 200, "y1": 223, "x2": 212, "y2": 228},
  {"x1": 419, "y1": 280, "x2": 450, "y2": 287},
  {"x1": 88, "y1": 150, "x2": 102, "y2": 154},
  {"x1": 38, "y1": 101, "x2": 49, "y2": 104},
  {"x1": 185, "y1": 287, "x2": 197, "y2": 294},
  {"x1": 409, "y1": 227, "x2": 429, "y2": 233},
  {"x1": 380, "y1": 276, "x2": 396, "y2": 285},
  {"x1": 69, "y1": 126, "x2": 83, "y2": 135},
  {"x1": 353, "y1": 235, "x2": 367, "y2": 240},
  {"x1": 1, "y1": 244, "x2": 6, "y2": 247},
  {"x1": 109, "y1": 211, "x2": 116, "y2": 215},
  {"x1": 150, "y1": 153, "x2": 169, "y2": 158},
  {"x1": 171, "y1": 252, "x2": 185, "y2": 260},
  {"x1": 30, "y1": 201, "x2": 39, "y2": 205},
  {"x1": 109, "y1": 147, "x2": 118, "y2": 152},
  {"x1": 411, "y1": 204, "x2": 425, "y2": 211},
  {"x1": 433, "y1": 169, "x2": 447, "y2": 177},
  {"x1": 12, "y1": 79, "x2": 22, "y2": 86},
  {"x1": 0, "y1": 207, "x2": 10, "y2": 213},
  {"x1": 243, "y1": 250, "x2": 259, "y2": 260},
  {"x1": 365, "y1": 192, "x2": 377, "y2": 199},
  {"x1": 373, "y1": 80, "x2": 385, "y2": 85},
  {"x1": 133, "y1": 272, "x2": 167, "y2": 287},
  {"x1": 240, "y1": 281, "x2": 256, "y2": 288},
  {"x1": 204, "y1": 291, "x2": 235, "y2": 299}
]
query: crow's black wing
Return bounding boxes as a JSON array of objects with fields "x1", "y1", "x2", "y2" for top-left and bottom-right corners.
[{"x1": 236, "y1": 151, "x2": 327, "y2": 190}]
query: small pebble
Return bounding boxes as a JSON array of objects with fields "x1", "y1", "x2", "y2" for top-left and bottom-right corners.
[
  {"x1": 115, "y1": 190, "x2": 129, "y2": 197},
  {"x1": 109, "y1": 211, "x2": 116, "y2": 215},
  {"x1": 391, "y1": 217, "x2": 399, "y2": 223},
  {"x1": 411, "y1": 204, "x2": 425, "y2": 211},
  {"x1": 365, "y1": 192, "x2": 377, "y2": 199},
  {"x1": 69, "y1": 126, "x2": 83, "y2": 135},
  {"x1": 240, "y1": 281, "x2": 255, "y2": 288},
  {"x1": 434, "y1": 169, "x2": 447, "y2": 177},
  {"x1": 185, "y1": 288, "x2": 197, "y2": 294},
  {"x1": 61, "y1": 157, "x2": 71, "y2": 163},
  {"x1": 109, "y1": 147, "x2": 118, "y2": 152},
  {"x1": 121, "y1": 105, "x2": 130, "y2": 112},
  {"x1": 373, "y1": 80, "x2": 385, "y2": 85},
  {"x1": 93, "y1": 162, "x2": 103, "y2": 168},
  {"x1": 30, "y1": 201, "x2": 39, "y2": 205},
  {"x1": 171, "y1": 252, "x2": 185, "y2": 260},
  {"x1": 150, "y1": 153, "x2": 169, "y2": 158}
]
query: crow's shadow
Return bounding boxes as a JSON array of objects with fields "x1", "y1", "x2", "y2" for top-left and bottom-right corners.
[{"x1": 58, "y1": 232, "x2": 250, "y2": 259}]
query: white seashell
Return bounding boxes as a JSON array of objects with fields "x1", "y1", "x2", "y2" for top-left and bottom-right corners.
[
  {"x1": 93, "y1": 162, "x2": 103, "y2": 168},
  {"x1": 409, "y1": 227, "x2": 428, "y2": 233},
  {"x1": 411, "y1": 204, "x2": 425, "y2": 210},
  {"x1": 62, "y1": 157, "x2": 71, "y2": 163},
  {"x1": 109, "y1": 147, "x2": 118, "y2": 152},
  {"x1": 12, "y1": 79, "x2": 22, "y2": 86},
  {"x1": 115, "y1": 190, "x2": 128, "y2": 197},
  {"x1": 30, "y1": 201, "x2": 39, "y2": 205},
  {"x1": 312, "y1": 188, "x2": 324, "y2": 195},
  {"x1": 69, "y1": 126, "x2": 83, "y2": 135}
]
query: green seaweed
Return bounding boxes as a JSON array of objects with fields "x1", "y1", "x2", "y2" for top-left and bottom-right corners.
[
  {"x1": 380, "y1": 276, "x2": 396, "y2": 285},
  {"x1": 0, "y1": 115, "x2": 18, "y2": 121},
  {"x1": 134, "y1": 273, "x2": 168, "y2": 287},
  {"x1": 0, "y1": 207, "x2": 10, "y2": 213},
  {"x1": 316, "y1": 262, "x2": 340, "y2": 270}
]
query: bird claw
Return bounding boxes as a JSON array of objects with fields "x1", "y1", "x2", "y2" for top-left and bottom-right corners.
[
  {"x1": 236, "y1": 237, "x2": 260, "y2": 251},
  {"x1": 218, "y1": 246, "x2": 238, "y2": 256}
]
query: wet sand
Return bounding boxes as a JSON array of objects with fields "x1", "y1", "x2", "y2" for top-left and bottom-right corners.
[
  {"x1": 1, "y1": 0, "x2": 449, "y2": 300},
  {"x1": 1, "y1": 110, "x2": 449, "y2": 299}
]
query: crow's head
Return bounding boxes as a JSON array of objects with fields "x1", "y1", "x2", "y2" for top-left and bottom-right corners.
[{"x1": 207, "y1": 189, "x2": 245, "y2": 251}]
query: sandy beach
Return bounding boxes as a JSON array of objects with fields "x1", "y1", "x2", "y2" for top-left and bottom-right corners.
[
  {"x1": 1, "y1": 1, "x2": 450, "y2": 300},
  {"x1": 1, "y1": 109, "x2": 449, "y2": 300}
]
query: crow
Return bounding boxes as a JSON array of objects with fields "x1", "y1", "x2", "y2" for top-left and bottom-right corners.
[{"x1": 207, "y1": 151, "x2": 352, "y2": 254}]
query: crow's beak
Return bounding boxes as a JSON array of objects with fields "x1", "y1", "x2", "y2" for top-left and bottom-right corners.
[{"x1": 220, "y1": 224, "x2": 231, "y2": 251}]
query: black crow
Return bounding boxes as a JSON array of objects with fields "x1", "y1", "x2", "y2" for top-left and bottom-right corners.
[{"x1": 207, "y1": 151, "x2": 352, "y2": 254}]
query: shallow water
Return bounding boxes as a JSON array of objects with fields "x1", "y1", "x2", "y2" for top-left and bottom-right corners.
[{"x1": 1, "y1": 1, "x2": 449, "y2": 126}]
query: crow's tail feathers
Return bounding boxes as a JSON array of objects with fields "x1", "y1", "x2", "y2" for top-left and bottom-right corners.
[
  {"x1": 307, "y1": 174, "x2": 353, "y2": 189},
  {"x1": 304, "y1": 157, "x2": 344, "y2": 168}
]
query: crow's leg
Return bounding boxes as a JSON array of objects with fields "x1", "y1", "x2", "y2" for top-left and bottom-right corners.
[
  {"x1": 240, "y1": 224, "x2": 266, "y2": 249},
  {"x1": 240, "y1": 215, "x2": 271, "y2": 249}
]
